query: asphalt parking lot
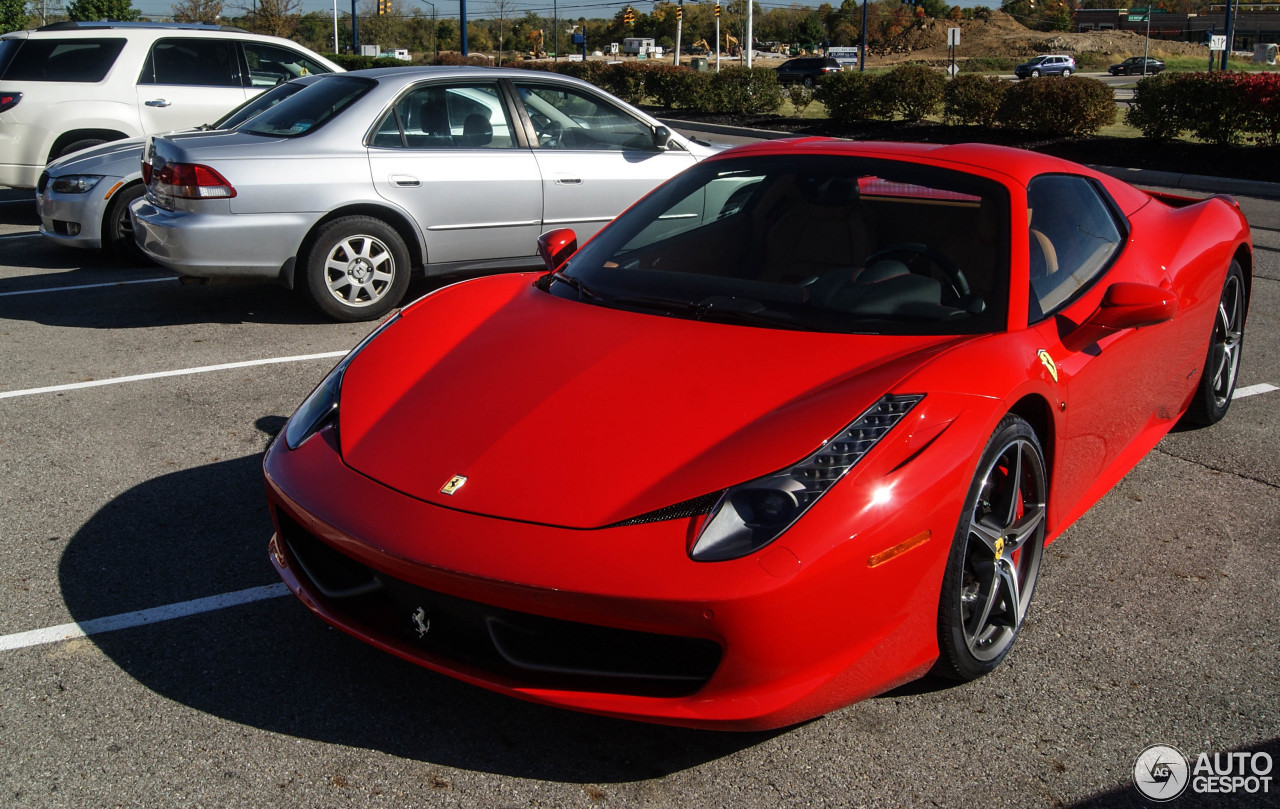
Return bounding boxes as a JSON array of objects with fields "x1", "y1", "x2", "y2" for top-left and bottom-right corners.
[{"x1": 0, "y1": 178, "x2": 1277, "y2": 809}]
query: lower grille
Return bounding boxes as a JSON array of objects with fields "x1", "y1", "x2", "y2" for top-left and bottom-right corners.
[{"x1": 277, "y1": 512, "x2": 721, "y2": 697}]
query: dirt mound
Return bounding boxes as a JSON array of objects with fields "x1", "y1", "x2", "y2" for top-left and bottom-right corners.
[{"x1": 875, "y1": 11, "x2": 1207, "y2": 64}]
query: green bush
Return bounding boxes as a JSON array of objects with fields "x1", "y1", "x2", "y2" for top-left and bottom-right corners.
[
  {"x1": 705, "y1": 67, "x2": 783, "y2": 114},
  {"x1": 997, "y1": 76, "x2": 1115, "y2": 136},
  {"x1": 599, "y1": 62, "x2": 649, "y2": 105},
  {"x1": 642, "y1": 64, "x2": 692, "y2": 109},
  {"x1": 323, "y1": 53, "x2": 418, "y2": 70},
  {"x1": 1124, "y1": 73, "x2": 1183, "y2": 142},
  {"x1": 1172, "y1": 71, "x2": 1253, "y2": 146},
  {"x1": 876, "y1": 64, "x2": 945, "y2": 123},
  {"x1": 786, "y1": 83, "x2": 815, "y2": 115},
  {"x1": 944, "y1": 74, "x2": 1008, "y2": 125},
  {"x1": 814, "y1": 69, "x2": 886, "y2": 122}
]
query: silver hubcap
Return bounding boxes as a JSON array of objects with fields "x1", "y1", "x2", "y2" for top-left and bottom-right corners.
[
  {"x1": 960, "y1": 437, "x2": 1046, "y2": 662},
  {"x1": 1210, "y1": 273, "x2": 1244, "y2": 409},
  {"x1": 324, "y1": 235, "x2": 395, "y2": 308}
]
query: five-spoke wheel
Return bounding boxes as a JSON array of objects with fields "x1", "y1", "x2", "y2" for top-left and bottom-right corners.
[
  {"x1": 1183, "y1": 260, "x2": 1247, "y2": 426},
  {"x1": 936, "y1": 414, "x2": 1047, "y2": 681}
]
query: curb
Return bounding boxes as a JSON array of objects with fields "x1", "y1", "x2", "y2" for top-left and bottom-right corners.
[{"x1": 663, "y1": 118, "x2": 1280, "y2": 201}]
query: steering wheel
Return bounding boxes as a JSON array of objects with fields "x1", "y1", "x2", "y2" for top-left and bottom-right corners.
[
  {"x1": 864, "y1": 243, "x2": 970, "y2": 299},
  {"x1": 536, "y1": 120, "x2": 563, "y2": 147}
]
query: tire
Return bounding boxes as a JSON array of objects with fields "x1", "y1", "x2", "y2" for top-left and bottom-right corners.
[
  {"x1": 802, "y1": 76, "x2": 815, "y2": 88},
  {"x1": 934, "y1": 414, "x2": 1047, "y2": 682},
  {"x1": 1181, "y1": 260, "x2": 1246, "y2": 427},
  {"x1": 302, "y1": 216, "x2": 410, "y2": 322},
  {"x1": 1030, "y1": 69, "x2": 1041, "y2": 78},
  {"x1": 102, "y1": 182, "x2": 148, "y2": 262},
  {"x1": 53, "y1": 138, "x2": 107, "y2": 160},
  {"x1": 1061, "y1": 68, "x2": 1072, "y2": 77}
]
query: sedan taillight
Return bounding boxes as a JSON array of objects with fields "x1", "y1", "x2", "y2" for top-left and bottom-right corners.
[
  {"x1": 0, "y1": 92, "x2": 21, "y2": 114},
  {"x1": 153, "y1": 162, "x2": 236, "y2": 199}
]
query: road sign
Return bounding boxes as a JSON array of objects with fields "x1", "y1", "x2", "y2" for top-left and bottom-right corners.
[
  {"x1": 1127, "y1": 13, "x2": 1148, "y2": 22},
  {"x1": 946, "y1": 62, "x2": 959, "y2": 76},
  {"x1": 947, "y1": 28, "x2": 960, "y2": 47},
  {"x1": 1210, "y1": 34, "x2": 1227, "y2": 51}
]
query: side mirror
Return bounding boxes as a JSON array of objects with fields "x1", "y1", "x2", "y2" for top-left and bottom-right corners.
[
  {"x1": 653, "y1": 125, "x2": 672, "y2": 150},
  {"x1": 1063, "y1": 282, "x2": 1177, "y2": 351},
  {"x1": 537, "y1": 228, "x2": 578, "y2": 272}
]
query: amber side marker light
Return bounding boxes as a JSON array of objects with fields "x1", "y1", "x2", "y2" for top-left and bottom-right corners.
[{"x1": 867, "y1": 530, "x2": 931, "y2": 568}]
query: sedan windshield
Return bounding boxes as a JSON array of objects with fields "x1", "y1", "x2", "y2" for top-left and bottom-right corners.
[
  {"x1": 241, "y1": 75, "x2": 374, "y2": 138},
  {"x1": 544, "y1": 154, "x2": 1010, "y2": 335}
]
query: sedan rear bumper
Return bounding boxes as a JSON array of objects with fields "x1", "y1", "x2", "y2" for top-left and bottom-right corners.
[{"x1": 131, "y1": 199, "x2": 315, "y2": 280}]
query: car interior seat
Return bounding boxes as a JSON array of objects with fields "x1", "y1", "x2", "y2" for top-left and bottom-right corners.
[
  {"x1": 458, "y1": 113, "x2": 493, "y2": 148},
  {"x1": 758, "y1": 174, "x2": 876, "y2": 283}
]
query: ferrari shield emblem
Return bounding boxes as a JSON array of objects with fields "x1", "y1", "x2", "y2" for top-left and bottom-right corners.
[
  {"x1": 440, "y1": 475, "x2": 467, "y2": 495},
  {"x1": 1037, "y1": 349, "x2": 1059, "y2": 383}
]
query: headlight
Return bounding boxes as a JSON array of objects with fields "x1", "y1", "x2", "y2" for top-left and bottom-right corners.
[
  {"x1": 50, "y1": 175, "x2": 104, "y2": 194},
  {"x1": 690, "y1": 394, "x2": 924, "y2": 561},
  {"x1": 283, "y1": 314, "x2": 401, "y2": 450}
]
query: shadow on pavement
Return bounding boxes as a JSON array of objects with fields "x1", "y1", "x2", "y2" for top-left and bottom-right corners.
[{"x1": 58, "y1": 434, "x2": 779, "y2": 782}]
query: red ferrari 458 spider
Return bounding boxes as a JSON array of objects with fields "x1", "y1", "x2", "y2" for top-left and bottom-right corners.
[{"x1": 265, "y1": 140, "x2": 1250, "y2": 731}]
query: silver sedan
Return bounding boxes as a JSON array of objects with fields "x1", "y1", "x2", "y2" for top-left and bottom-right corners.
[
  {"x1": 36, "y1": 74, "x2": 331, "y2": 260},
  {"x1": 131, "y1": 66, "x2": 717, "y2": 320}
]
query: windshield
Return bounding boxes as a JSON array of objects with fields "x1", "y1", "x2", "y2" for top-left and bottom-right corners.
[
  {"x1": 211, "y1": 76, "x2": 318, "y2": 129},
  {"x1": 543, "y1": 154, "x2": 1010, "y2": 335},
  {"x1": 240, "y1": 75, "x2": 373, "y2": 138}
]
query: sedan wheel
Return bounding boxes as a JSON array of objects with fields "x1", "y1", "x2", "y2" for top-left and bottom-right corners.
[
  {"x1": 303, "y1": 216, "x2": 410, "y2": 322},
  {"x1": 1183, "y1": 260, "x2": 1246, "y2": 426},
  {"x1": 935, "y1": 414, "x2": 1046, "y2": 681},
  {"x1": 102, "y1": 181, "x2": 147, "y2": 263}
]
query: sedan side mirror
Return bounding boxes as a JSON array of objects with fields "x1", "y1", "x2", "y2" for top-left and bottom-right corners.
[
  {"x1": 1063, "y1": 282, "x2": 1177, "y2": 351},
  {"x1": 537, "y1": 228, "x2": 578, "y2": 272},
  {"x1": 653, "y1": 125, "x2": 672, "y2": 150}
]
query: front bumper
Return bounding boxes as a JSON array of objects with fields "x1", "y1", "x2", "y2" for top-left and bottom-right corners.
[
  {"x1": 131, "y1": 199, "x2": 316, "y2": 280},
  {"x1": 36, "y1": 175, "x2": 120, "y2": 250},
  {"x1": 264, "y1": 423, "x2": 965, "y2": 731}
]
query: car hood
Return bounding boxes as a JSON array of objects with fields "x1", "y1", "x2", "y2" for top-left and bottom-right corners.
[
  {"x1": 47, "y1": 137, "x2": 146, "y2": 178},
  {"x1": 337, "y1": 275, "x2": 971, "y2": 528}
]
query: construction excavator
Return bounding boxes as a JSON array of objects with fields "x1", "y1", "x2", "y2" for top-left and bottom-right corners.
[
  {"x1": 528, "y1": 29, "x2": 546, "y2": 59},
  {"x1": 690, "y1": 38, "x2": 710, "y2": 55},
  {"x1": 724, "y1": 33, "x2": 740, "y2": 57}
]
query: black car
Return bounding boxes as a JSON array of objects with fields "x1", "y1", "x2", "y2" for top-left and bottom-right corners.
[
  {"x1": 1109, "y1": 56, "x2": 1165, "y2": 76},
  {"x1": 774, "y1": 57, "x2": 841, "y2": 87}
]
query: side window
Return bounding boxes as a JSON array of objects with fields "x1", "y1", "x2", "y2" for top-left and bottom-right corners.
[
  {"x1": 1, "y1": 38, "x2": 126, "y2": 82},
  {"x1": 515, "y1": 83, "x2": 657, "y2": 151},
  {"x1": 242, "y1": 42, "x2": 332, "y2": 87},
  {"x1": 369, "y1": 82, "x2": 513, "y2": 149},
  {"x1": 1027, "y1": 174, "x2": 1125, "y2": 321},
  {"x1": 139, "y1": 38, "x2": 240, "y2": 87}
]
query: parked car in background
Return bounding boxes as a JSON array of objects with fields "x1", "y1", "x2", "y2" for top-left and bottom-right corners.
[
  {"x1": 1014, "y1": 54, "x2": 1076, "y2": 78},
  {"x1": 36, "y1": 74, "x2": 331, "y2": 259},
  {"x1": 0, "y1": 20, "x2": 340, "y2": 189},
  {"x1": 774, "y1": 56, "x2": 842, "y2": 87},
  {"x1": 1108, "y1": 56, "x2": 1165, "y2": 76},
  {"x1": 131, "y1": 67, "x2": 718, "y2": 321}
]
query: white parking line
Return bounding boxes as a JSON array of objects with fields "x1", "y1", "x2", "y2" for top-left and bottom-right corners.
[
  {"x1": 0, "y1": 351, "x2": 348, "y2": 400},
  {"x1": 0, "y1": 276, "x2": 176, "y2": 297},
  {"x1": 1234, "y1": 383, "x2": 1279, "y2": 399},
  {"x1": 0, "y1": 583, "x2": 290, "y2": 652}
]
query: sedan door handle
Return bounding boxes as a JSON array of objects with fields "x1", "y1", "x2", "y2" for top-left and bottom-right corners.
[
  {"x1": 144, "y1": 99, "x2": 171, "y2": 107},
  {"x1": 554, "y1": 177, "x2": 582, "y2": 186},
  {"x1": 390, "y1": 175, "x2": 420, "y2": 187}
]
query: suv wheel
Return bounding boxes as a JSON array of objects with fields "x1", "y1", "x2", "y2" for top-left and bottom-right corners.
[
  {"x1": 1061, "y1": 68, "x2": 1073, "y2": 77},
  {"x1": 802, "y1": 76, "x2": 815, "y2": 88},
  {"x1": 53, "y1": 138, "x2": 108, "y2": 161},
  {"x1": 1030, "y1": 69, "x2": 1041, "y2": 77},
  {"x1": 302, "y1": 215, "x2": 410, "y2": 321}
]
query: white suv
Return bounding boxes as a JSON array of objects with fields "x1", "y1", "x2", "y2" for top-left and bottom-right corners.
[{"x1": 0, "y1": 21, "x2": 341, "y2": 189}]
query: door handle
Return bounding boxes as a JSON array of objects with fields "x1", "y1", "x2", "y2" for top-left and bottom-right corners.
[
  {"x1": 144, "y1": 99, "x2": 171, "y2": 107},
  {"x1": 554, "y1": 177, "x2": 582, "y2": 185},
  {"x1": 390, "y1": 175, "x2": 420, "y2": 187}
]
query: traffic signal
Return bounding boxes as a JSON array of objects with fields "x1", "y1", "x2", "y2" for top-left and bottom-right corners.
[
  {"x1": 715, "y1": 3, "x2": 721, "y2": 16},
  {"x1": 676, "y1": 6, "x2": 682, "y2": 20},
  {"x1": 624, "y1": 6, "x2": 634, "y2": 26},
  {"x1": 377, "y1": 0, "x2": 389, "y2": 14}
]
